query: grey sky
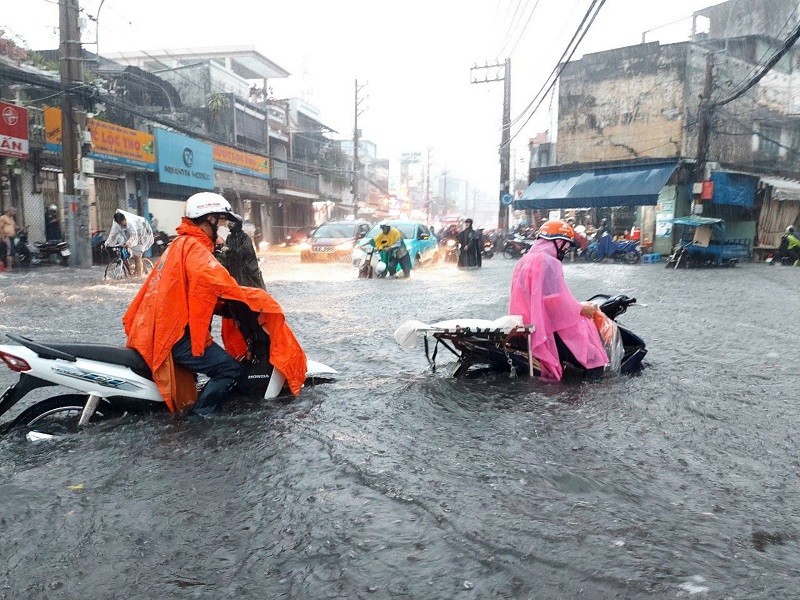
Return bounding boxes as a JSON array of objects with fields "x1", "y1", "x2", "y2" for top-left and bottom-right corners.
[{"x1": 4, "y1": 0, "x2": 725, "y2": 208}]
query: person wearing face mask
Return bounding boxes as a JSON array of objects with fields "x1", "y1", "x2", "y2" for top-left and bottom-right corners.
[
  {"x1": 122, "y1": 192, "x2": 306, "y2": 415},
  {"x1": 509, "y1": 220, "x2": 608, "y2": 382}
]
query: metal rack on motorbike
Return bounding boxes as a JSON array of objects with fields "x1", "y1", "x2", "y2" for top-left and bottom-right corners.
[
  {"x1": 422, "y1": 324, "x2": 537, "y2": 378},
  {"x1": 664, "y1": 216, "x2": 750, "y2": 269}
]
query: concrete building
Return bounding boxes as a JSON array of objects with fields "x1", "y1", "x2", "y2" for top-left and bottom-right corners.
[{"x1": 518, "y1": 0, "x2": 800, "y2": 254}]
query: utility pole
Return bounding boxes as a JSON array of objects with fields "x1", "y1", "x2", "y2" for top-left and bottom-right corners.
[
  {"x1": 695, "y1": 52, "x2": 715, "y2": 181},
  {"x1": 471, "y1": 58, "x2": 511, "y2": 231},
  {"x1": 441, "y1": 169, "x2": 449, "y2": 213},
  {"x1": 425, "y1": 146, "x2": 432, "y2": 224},
  {"x1": 59, "y1": 0, "x2": 91, "y2": 267},
  {"x1": 352, "y1": 79, "x2": 366, "y2": 218}
]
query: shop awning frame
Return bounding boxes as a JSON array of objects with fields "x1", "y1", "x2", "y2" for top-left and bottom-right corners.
[{"x1": 514, "y1": 160, "x2": 680, "y2": 210}]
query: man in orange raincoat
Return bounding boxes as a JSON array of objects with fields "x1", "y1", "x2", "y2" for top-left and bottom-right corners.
[{"x1": 123, "y1": 192, "x2": 306, "y2": 415}]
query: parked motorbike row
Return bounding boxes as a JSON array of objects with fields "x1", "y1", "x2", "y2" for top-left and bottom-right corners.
[{"x1": 499, "y1": 231, "x2": 642, "y2": 264}]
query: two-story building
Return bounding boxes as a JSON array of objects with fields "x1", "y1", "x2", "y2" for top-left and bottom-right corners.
[{"x1": 517, "y1": 0, "x2": 800, "y2": 254}]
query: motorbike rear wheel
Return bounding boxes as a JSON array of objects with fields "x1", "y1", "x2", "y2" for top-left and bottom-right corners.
[
  {"x1": 8, "y1": 395, "x2": 123, "y2": 436},
  {"x1": 588, "y1": 249, "x2": 602, "y2": 262}
]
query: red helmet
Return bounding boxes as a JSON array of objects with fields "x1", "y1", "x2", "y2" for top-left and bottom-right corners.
[{"x1": 537, "y1": 220, "x2": 576, "y2": 245}]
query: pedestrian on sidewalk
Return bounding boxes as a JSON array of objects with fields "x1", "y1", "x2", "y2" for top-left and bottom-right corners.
[{"x1": 0, "y1": 207, "x2": 19, "y2": 272}]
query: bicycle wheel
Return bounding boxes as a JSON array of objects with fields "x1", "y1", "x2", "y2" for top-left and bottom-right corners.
[
  {"x1": 142, "y1": 258, "x2": 154, "y2": 275},
  {"x1": 104, "y1": 260, "x2": 127, "y2": 280}
]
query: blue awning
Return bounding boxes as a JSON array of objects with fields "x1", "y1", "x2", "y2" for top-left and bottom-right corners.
[
  {"x1": 514, "y1": 161, "x2": 679, "y2": 210},
  {"x1": 709, "y1": 172, "x2": 757, "y2": 207}
]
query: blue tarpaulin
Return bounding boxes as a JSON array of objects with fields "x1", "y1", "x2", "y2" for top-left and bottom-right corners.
[
  {"x1": 514, "y1": 161, "x2": 679, "y2": 210},
  {"x1": 709, "y1": 172, "x2": 757, "y2": 207}
]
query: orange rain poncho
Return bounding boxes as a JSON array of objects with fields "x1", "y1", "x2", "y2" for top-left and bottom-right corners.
[{"x1": 123, "y1": 218, "x2": 306, "y2": 412}]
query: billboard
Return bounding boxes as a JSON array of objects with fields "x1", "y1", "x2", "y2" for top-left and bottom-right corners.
[
  {"x1": 88, "y1": 120, "x2": 156, "y2": 170},
  {"x1": 154, "y1": 128, "x2": 213, "y2": 189},
  {"x1": 213, "y1": 144, "x2": 270, "y2": 179},
  {"x1": 0, "y1": 102, "x2": 29, "y2": 158}
]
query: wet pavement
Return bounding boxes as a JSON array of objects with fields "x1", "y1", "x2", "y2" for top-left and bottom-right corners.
[{"x1": 0, "y1": 255, "x2": 799, "y2": 599}]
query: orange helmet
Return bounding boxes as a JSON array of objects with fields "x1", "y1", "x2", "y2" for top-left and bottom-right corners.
[{"x1": 537, "y1": 219, "x2": 576, "y2": 245}]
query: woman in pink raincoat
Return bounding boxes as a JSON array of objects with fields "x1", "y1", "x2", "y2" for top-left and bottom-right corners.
[{"x1": 509, "y1": 220, "x2": 608, "y2": 382}]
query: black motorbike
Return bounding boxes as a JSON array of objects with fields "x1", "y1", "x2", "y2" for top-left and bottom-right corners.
[
  {"x1": 482, "y1": 237, "x2": 495, "y2": 259},
  {"x1": 441, "y1": 237, "x2": 460, "y2": 262},
  {"x1": 15, "y1": 230, "x2": 70, "y2": 267},
  {"x1": 501, "y1": 234, "x2": 534, "y2": 259},
  {"x1": 151, "y1": 230, "x2": 172, "y2": 257},
  {"x1": 418, "y1": 294, "x2": 647, "y2": 381}
]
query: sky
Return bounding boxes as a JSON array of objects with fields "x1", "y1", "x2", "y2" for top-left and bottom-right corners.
[{"x1": 3, "y1": 0, "x2": 726, "y2": 214}]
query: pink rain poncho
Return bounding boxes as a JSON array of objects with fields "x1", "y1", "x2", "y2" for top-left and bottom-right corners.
[{"x1": 509, "y1": 238, "x2": 608, "y2": 381}]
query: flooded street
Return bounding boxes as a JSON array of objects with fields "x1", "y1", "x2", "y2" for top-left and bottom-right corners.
[{"x1": 1, "y1": 256, "x2": 799, "y2": 599}]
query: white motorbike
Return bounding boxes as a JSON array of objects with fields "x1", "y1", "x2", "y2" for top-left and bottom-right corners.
[{"x1": 0, "y1": 329, "x2": 336, "y2": 439}]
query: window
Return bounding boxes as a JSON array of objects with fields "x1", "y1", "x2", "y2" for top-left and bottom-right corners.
[{"x1": 757, "y1": 124, "x2": 781, "y2": 159}]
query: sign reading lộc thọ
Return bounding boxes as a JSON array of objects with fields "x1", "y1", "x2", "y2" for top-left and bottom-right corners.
[{"x1": 154, "y1": 128, "x2": 214, "y2": 190}]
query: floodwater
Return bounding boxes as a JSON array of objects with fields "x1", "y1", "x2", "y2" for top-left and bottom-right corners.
[{"x1": 0, "y1": 255, "x2": 798, "y2": 599}]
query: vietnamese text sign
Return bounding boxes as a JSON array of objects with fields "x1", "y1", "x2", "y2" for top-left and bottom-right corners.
[
  {"x1": 44, "y1": 106, "x2": 62, "y2": 152},
  {"x1": 155, "y1": 128, "x2": 213, "y2": 189},
  {"x1": 88, "y1": 120, "x2": 156, "y2": 171},
  {"x1": 0, "y1": 102, "x2": 29, "y2": 158},
  {"x1": 213, "y1": 144, "x2": 270, "y2": 179}
]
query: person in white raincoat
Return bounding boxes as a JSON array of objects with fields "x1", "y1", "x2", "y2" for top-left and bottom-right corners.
[{"x1": 104, "y1": 209, "x2": 154, "y2": 276}]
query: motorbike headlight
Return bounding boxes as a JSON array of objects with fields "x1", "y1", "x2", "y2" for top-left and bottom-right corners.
[
  {"x1": 298, "y1": 242, "x2": 311, "y2": 250},
  {"x1": 335, "y1": 241, "x2": 354, "y2": 251},
  {"x1": 446, "y1": 240, "x2": 456, "y2": 248}
]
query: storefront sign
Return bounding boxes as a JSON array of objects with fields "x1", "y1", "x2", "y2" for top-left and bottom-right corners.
[
  {"x1": 0, "y1": 102, "x2": 29, "y2": 158},
  {"x1": 155, "y1": 129, "x2": 213, "y2": 189},
  {"x1": 88, "y1": 120, "x2": 156, "y2": 171},
  {"x1": 44, "y1": 106, "x2": 62, "y2": 152},
  {"x1": 213, "y1": 144, "x2": 270, "y2": 179},
  {"x1": 655, "y1": 187, "x2": 676, "y2": 238}
]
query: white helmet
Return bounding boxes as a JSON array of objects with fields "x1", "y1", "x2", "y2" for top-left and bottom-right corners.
[
  {"x1": 376, "y1": 261, "x2": 387, "y2": 275},
  {"x1": 185, "y1": 192, "x2": 241, "y2": 222}
]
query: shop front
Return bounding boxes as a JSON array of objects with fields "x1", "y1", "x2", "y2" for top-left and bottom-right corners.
[
  {"x1": 516, "y1": 159, "x2": 685, "y2": 254},
  {"x1": 213, "y1": 143, "x2": 271, "y2": 247},
  {"x1": 148, "y1": 129, "x2": 214, "y2": 233}
]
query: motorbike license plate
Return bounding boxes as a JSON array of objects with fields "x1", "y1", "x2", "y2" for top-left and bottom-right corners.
[
  {"x1": 313, "y1": 247, "x2": 334, "y2": 252},
  {"x1": 60, "y1": 249, "x2": 71, "y2": 257}
]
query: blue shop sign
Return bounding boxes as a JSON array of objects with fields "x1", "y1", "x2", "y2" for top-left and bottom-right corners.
[{"x1": 155, "y1": 129, "x2": 214, "y2": 190}]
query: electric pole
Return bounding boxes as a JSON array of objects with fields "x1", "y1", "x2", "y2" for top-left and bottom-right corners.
[
  {"x1": 471, "y1": 58, "x2": 511, "y2": 231},
  {"x1": 441, "y1": 169, "x2": 449, "y2": 213},
  {"x1": 695, "y1": 52, "x2": 714, "y2": 182},
  {"x1": 60, "y1": 0, "x2": 91, "y2": 267},
  {"x1": 425, "y1": 146, "x2": 432, "y2": 224},
  {"x1": 352, "y1": 79, "x2": 366, "y2": 218}
]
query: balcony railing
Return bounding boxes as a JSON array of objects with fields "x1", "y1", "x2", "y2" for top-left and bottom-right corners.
[{"x1": 287, "y1": 168, "x2": 319, "y2": 193}]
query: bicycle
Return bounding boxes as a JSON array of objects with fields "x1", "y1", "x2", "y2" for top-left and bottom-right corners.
[{"x1": 103, "y1": 246, "x2": 154, "y2": 280}]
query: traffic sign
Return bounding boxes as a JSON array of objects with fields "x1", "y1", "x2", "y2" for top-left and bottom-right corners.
[{"x1": 501, "y1": 193, "x2": 514, "y2": 206}]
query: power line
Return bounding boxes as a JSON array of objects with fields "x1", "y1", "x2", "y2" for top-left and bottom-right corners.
[
  {"x1": 507, "y1": 0, "x2": 606, "y2": 145},
  {"x1": 506, "y1": 0, "x2": 543, "y2": 57},
  {"x1": 498, "y1": 0, "x2": 529, "y2": 57},
  {"x1": 712, "y1": 19, "x2": 800, "y2": 108},
  {"x1": 508, "y1": 0, "x2": 602, "y2": 130},
  {"x1": 723, "y1": 3, "x2": 799, "y2": 94}
]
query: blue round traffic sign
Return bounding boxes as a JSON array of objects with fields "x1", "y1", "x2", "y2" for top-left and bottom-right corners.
[{"x1": 501, "y1": 193, "x2": 514, "y2": 206}]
